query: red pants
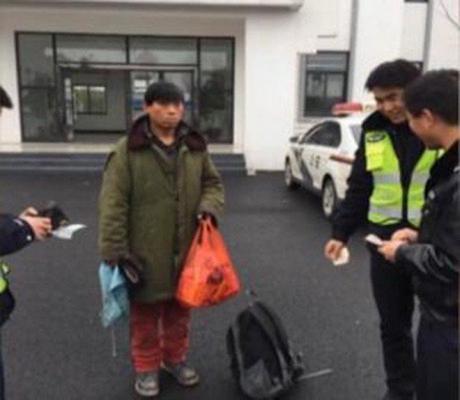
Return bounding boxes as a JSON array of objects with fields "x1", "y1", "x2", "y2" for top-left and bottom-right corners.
[{"x1": 130, "y1": 300, "x2": 191, "y2": 373}]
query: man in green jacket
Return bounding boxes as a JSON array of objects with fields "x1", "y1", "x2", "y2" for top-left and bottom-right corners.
[{"x1": 98, "y1": 81, "x2": 224, "y2": 398}]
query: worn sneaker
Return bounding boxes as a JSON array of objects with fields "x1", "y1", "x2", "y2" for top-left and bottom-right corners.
[
  {"x1": 134, "y1": 371, "x2": 160, "y2": 397},
  {"x1": 162, "y1": 361, "x2": 200, "y2": 387}
]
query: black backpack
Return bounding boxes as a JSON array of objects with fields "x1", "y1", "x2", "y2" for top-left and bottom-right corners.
[{"x1": 226, "y1": 300, "x2": 305, "y2": 399}]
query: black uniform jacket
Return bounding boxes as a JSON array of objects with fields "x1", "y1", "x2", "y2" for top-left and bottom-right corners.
[
  {"x1": 331, "y1": 111, "x2": 425, "y2": 242},
  {"x1": 396, "y1": 141, "x2": 459, "y2": 325},
  {"x1": 0, "y1": 214, "x2": 34, "y2": 256}
]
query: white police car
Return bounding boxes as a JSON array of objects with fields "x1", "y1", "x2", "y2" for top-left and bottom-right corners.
[{"x1": 284, "y1": 114, "x2": 365, "y2": 218}]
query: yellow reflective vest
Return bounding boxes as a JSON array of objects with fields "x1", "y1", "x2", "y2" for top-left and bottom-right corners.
[
  {"x1": 365, "y1": 130, "x2": 439, "y2": 227},
  {"x1": 0, "y1": 262, "x2": 10, "y2": 294}
]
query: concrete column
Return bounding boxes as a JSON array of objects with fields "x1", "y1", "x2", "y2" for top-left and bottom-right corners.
[
  {"x1": 0, "y1": 10, "x2": 22, "y2": 144},
  {"x1": 424, "y1": 0, "x2": 459, "y2": 70},
  {"x1": 349, "y1": 0, "x2": 405, "y2": 102},
  {"x1": 243, "y1": 11, "x2": 313, "y2": 171}
]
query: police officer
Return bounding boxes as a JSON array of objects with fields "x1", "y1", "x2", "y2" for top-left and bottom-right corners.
[
  {"x1": 324, "y1": 60, "x2": 439, "y2": 400},
  {"x1": 0, "y1": 88, "x2": 52, "y2": 400},
  {"x1": 379, "y1": 70, "x2": 459, "y2": 400},
  {"x1": 0, "y1": 211, "x2": 52, "y2": 400}
]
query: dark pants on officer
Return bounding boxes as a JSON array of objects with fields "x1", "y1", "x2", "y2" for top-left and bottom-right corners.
[
  {"x1": 0, "y1": 332, "x2": 4, "y2": 400},
  {"x1": 370, "y1": 250, "x2": 416, "y2": 399},
  {"x1": 416, "y1": 317, "x2": 458, "y2": 400}
]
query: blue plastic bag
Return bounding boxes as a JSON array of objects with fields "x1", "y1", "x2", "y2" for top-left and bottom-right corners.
[{"x1": 98, "y1": 262, "x2": 129, "y2": 328}]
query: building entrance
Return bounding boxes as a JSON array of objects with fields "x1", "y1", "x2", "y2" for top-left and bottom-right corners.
[
  {"x1": 16, "y1": 33, "x2": 234, "y2": 144},
  {"x1": 60, "y1": 67, "x2": 195, "y2": 143}
]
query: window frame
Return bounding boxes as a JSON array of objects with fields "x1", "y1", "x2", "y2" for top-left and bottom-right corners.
[
  {"x1": 72, "y1": 84, "x2": 108, "y2": 115},
  {"x1": 15, "y1": 32, "x2": 235, "y2": 143},
  {"x1": 298, "y1": 51, "x2": 349, "y2": 119},
  {"x1": 304, "y1": 121, "x2": 342, "y2": 148}
]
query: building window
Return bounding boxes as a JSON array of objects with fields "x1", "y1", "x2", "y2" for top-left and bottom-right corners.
[
  {"x1": 199, "y1": 39, "x2": 234, "y2": 144},
  {"x1": 73, "y1": 85, "x2": 107, "y2": 115},
  {"x1": 16, "y1": 32, "x2": 234, "y2": 143},
  {"x1": 129, "y1": 37, "x2": 197, "y2": 65},
  {"x1": 56, "y1": 34, "x2": 127, "y2": 64},
  {"x1": 300, "y1": 52, "x2": 349, "y2": 118},
  {"x1": 17, "y1": 33, "x2": 59, "y2": 141}
]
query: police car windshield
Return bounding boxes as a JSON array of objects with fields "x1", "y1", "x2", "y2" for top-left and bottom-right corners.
[{"x1": 350, "y1": 125, "x2": 362, "y2": 144}]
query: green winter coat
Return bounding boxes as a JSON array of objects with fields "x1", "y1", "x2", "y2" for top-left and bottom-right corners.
[{"x1": 98, "y1": 115, "x2": 224, "y2": 303}]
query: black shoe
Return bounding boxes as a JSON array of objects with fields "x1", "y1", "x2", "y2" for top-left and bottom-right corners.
[{"x1": 382, "y1": 391, "x2": 413, "y2": 400}]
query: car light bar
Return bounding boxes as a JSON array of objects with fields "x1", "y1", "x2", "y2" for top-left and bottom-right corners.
[{"x1": 331, "y1": 102, "x2": 363, "y2": 116}]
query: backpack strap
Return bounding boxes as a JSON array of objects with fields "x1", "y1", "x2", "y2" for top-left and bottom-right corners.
[
  {"x1": 249, "y1": 302, "x2": 291, "y2": 385},
  {"x1": 229, "y1": 318, "x2": 248, "y2": 387},
  {"x1": 256, "y1": 302, "x2": 292, "y2": 355},
  {"x1": 256, "y1": 301, "x2": 305, "y2": 375}
]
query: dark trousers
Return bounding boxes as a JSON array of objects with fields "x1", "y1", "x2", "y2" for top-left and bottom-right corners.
[
  {"x1": 370, "y1": 251, "x2": 416, "y2": 399},
  {"x1": 0, "y1": 331, "x2": 4, "y2": 400},
  {"x1": 416, "y1": 317, "x2": 458, "y2": 400}
]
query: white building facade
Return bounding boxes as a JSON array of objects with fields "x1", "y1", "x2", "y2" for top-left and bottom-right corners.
[{"x1": 0, "y1": 0, "x2": 458, "y2": 170}]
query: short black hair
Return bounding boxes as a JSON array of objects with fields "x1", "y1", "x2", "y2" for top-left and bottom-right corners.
[
  {"x1": 404, "y1": 69, "x2": 459, "y2": 125},
  {"x1": 144, "y1": 81, "x2": 184, "y2": 106},
  {"x1": 0, "y1": 86, "x2": 13, "y2": 109},
  {"x1": 365, "y1": 59, "x2": 421, "y2": 91}
]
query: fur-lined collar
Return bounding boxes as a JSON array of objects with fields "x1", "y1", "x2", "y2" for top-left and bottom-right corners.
[{"x1": 127, "y1": 114, "x2": 207, "y2": 152}]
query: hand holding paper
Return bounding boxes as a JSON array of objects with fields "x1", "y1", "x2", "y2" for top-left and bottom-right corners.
[
  {"x1": 365, "y1": 234, "x2": 384, "y2": 247},
  {"x1": 52, "y1": 224, "x2": 86, "y2": 240},
  {"x1": 333, "y1": 247, "x2": 350, "y2": 266}
]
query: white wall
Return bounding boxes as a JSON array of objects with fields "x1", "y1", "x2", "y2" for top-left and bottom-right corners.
[
  {"x1": 243, "y1": 8, "x2": 316, "y2": 171},
  {"x1": 302, "y1": 0, "x2": 353, "y2": 51},
  {"x1": 349, "y1": 0, "x2": 405, "y2": 103},
  {"x1": 12, "y1": 0, "x2": 304, "y2": 8},
  {"x1": 425, "y1": 0, "x2": 459, "y2": 70},
  {"x1": 293, "y1": 0, "x2": 353, "y2": 137},
  {"x1": 401, "y1": 2, "x2": 427, "y2": 63},
  {"x1": 0, "y1": 11, "x2": 21, "y2": 144}
]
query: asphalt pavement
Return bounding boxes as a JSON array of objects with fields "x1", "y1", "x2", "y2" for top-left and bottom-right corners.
[{"x1": 1, "y1": 171, "x2": 387, "y2": 400}]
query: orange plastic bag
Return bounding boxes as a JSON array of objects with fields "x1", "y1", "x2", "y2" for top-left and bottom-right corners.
[{"x1": 176, "y1": 217, "x2": 240, "y2": 308}]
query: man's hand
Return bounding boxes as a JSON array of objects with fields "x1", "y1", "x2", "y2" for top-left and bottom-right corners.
[
  {"x1": 391, "y1": 228, "x2": 418, "y2": 244},
  {"x1": 324, "y1": 239, "x2": 345, "y2": 262},
  {"x1": 378, "y1": 240, "x2": 405, "y2": 263},
  {"x1": 21, "y1": 215, "x2": 52, "y2": 241},
  {"x1": 197, "y1": 212, "x2": 217, "y2": 227},
  {"x1": 19, "y1": 207, "x2": 39, "y2": 218}
]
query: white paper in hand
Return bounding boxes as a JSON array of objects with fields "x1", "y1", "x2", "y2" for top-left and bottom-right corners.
[
  {"x1": 365, "y1": 234, "x2": 384, "y2": 247},
  {"x1": 333, "y1": 247, "x2": 350, "y2": 266},
  {"x1": 52, "y1": 224, "x2": 86, "y2": 240}
]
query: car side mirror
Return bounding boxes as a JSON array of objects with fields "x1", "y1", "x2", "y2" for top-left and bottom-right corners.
[{"x1": 289, "y1": 136, "x2": 298, "y2": 143}]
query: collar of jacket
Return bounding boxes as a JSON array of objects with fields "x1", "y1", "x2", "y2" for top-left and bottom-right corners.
[
  {"x1": 429, "y1": 140, "x2": 459, "y2": 185},
  {"x1": 362, "y1": 110, "x2": 409, "y2": 132},
  {"x1": 127, "y1": 114, "x2": 207, "y2": 152}
]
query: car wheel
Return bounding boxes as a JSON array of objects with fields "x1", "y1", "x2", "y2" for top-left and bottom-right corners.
[
  {"x1": 322, "y1": 178, "x2": 337, "y2": 218},
  {"x1": 285, "y1": 161, "x2": 300, "y2": 190}
]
